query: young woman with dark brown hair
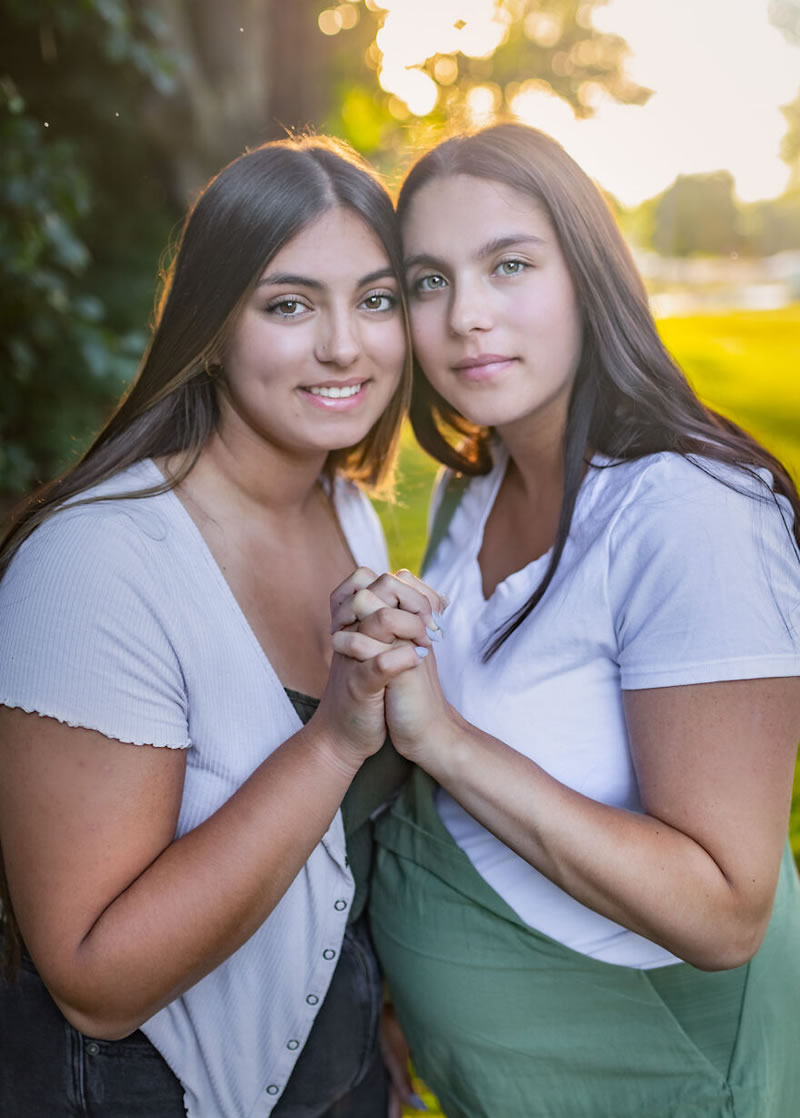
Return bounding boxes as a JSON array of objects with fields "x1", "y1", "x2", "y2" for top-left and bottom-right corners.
[
  {"x1": 332, "y1": 123, "x2": 800, "y2": 1117},
  {"x1": 0, "y1": 136, "x2": 438, "y2": 1118}
]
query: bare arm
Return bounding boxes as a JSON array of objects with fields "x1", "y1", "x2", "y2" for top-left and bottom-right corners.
[
  {"x1": 333, "y1": 575, "x2": 800, "y2": 970},
  {"x1": 0, "y1": 635, "x2": 425, "y2": 1040},
  {"x1": 409, "y1": 673, "x2": 800, "y2": 970}
]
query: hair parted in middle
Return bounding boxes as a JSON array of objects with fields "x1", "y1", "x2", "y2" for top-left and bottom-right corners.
[
  {"x1": 1, "y1": 134, "x2": 412, "y2": 580},
  {"x1": 397, "y1": 122, "x2": 800, "y2": 655},
  {"x1": 0, "y1": 134, "x2": 411, "y2": 974}
]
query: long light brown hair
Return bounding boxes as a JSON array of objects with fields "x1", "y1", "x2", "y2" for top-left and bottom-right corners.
[
  {"x1": 0, "y1": 134, "x2": 411, "y2": 973},
  {"x1": 398, "y1": 122, "x2": 800, "y2": 657}
]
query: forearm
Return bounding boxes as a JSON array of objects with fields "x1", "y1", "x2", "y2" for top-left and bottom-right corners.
[
  {"x1": 48, "y1": 723, "x2": 358, "y2": 1038},
  {"x1": 424, "y1": 716, "x2": 777, "y2": 970}
]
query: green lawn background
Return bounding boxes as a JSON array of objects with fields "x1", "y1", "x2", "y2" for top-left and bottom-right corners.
[{"x1": 378, "y1": 304, "x2": 800, "y2": 1118}]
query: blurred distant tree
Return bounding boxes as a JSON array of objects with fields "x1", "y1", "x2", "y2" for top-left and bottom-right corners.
[
  {"x1": 741, "y1": 192, "x2": 800, "y2": 255},
  {"x1": 769, "y1": 0, "x2": 800, "y2": 42},
  {"x1": 778, "y1": 92, "x2": 800, "y2": 191},
  {"x1": 769, "y1": 0, "x2": 800, "y2": 188},
  {"x1": 651, "y1": 172, "x2": 742, "y2": 257}
]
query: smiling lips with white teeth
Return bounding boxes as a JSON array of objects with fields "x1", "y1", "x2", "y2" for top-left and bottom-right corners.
[{"x1": 307, "y1": 384, "x2": 363, "y2": 399}]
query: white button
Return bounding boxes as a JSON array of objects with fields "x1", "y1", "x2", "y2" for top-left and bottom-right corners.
[
  {"x1": 334, "y1": 899, "x2": 347, "y2": 911},
  {"x1": 287, "y1": 1039, "x2": 299, "y2": 1050},
  {"x1": 266, "y1": 1084, "x2": 279, "y2": 1095},
  {"x1": 306, "y1": 993, "x2": 319, "y2": 1005},
  {"x1": 323, "y1": 948, "x2": 336, "y2": 960}
]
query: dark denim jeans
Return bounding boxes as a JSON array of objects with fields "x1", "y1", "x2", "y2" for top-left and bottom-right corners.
[{"x1": 0, "y1": 916, "x2": 387, "y2": 1117}]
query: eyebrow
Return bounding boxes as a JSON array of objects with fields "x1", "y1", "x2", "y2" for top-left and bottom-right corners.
[
  {"x1": 256, "y1": 267, "x2": 396, "y2": 290},
  {"x1": 404, "y1": 234, "x2": 546, "y2": 271}
]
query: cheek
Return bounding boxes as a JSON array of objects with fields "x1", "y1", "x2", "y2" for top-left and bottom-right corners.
[
  {"x1": 225, "y1": 319, "x2": 295, "y2": 378},
  {"x1": 534, "y1": 281, "x2": 582, "y2": 363},
  {"x1": 409, "y1": 304, "x2": 444, "y2": 368},
  {"x1": 371, "y1": 318, "x2": 408, "y2": 381}
]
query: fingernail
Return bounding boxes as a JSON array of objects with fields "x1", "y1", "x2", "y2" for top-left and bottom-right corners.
[
  {"x1": 425, "y1": 626, "x2": 443, "y2": 642},
  {"x1": 438, "y1": 596, "x2": 450, "y2": 612},
  {"x1": 407, "y1": 1093, "x2": 429, "y2": 1111},
  {"x1": 415, "y1": 646, "x2": 429, "y2": 658},
  {"x1": 432, "y1": 612, "x2": 446, "y2": 635}
]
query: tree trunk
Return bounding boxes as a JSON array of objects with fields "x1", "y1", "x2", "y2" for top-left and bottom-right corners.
[{"x1": 138, "y1": 0, "x2": 333, "y2": 207}]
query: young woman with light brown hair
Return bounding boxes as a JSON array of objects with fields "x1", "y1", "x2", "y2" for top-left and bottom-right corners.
[{"x1": 333, "y1": 123, "x2": 800, "y2": 1117}]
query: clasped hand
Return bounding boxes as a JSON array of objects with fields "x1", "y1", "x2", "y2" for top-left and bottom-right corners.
[{"x1": 328, "y1": 567, "x2": 454, "y2": 764}]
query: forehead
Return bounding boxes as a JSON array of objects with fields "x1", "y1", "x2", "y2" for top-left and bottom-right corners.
[
  {"x1": 402, "y1": 174, "x2": 552, "y2": 252},
  {"x1": 264, "y1": 205, "x2": 392, "y2": 279}
]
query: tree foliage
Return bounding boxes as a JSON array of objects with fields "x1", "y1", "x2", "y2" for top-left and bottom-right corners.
[
  {"x1": 0, "y1": 1, "x2": 183, "y2": 498},
  {"x1": 651, "y1": 172, "x2": 742, "y2": 258},
  {"x1": 622, "y1": 173, "x2": 800, "y2": 258},
  {"x1": 324, "y1": 0, "x2": 650, "y2": 158},
  {"x1": 769, "y1": 0, "x2": 800, "y2": 186}
]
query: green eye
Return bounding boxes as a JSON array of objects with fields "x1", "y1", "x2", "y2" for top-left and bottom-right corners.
[
  {"x1": 497, "y1": 260, "x2": 525, "y2": 276},
  {"x1": 416, "y1": 274, "x2": 447, "y2": 293}
]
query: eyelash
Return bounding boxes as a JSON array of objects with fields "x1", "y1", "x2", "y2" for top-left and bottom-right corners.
[
  {"x1": 360, "y1": 290, "x2": 398, "y2": 312},
  {"x1": 413, "y1": 274, "x2": 446, "y2": 295},
  {"x1": 412, "y1": 258, "x2": 529, "y2": 296},
  {"x1": 265, "y1": 297, "x2": 309, "y2": 318},
  {"x1": 264, "y1": 290, "x2": 397, "y2": 318},
  {"x1": 496, "y1": 258, "x2": 527, "y2": 277}
]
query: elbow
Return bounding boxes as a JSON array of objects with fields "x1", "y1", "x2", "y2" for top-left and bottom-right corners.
[
  {"x1": 54, "y1": 994, "x2": 149, "y2": 1042},
  {"x1": 43, "y1": 959, "x2": 153, "y2": 1040},
  {"x1": 679, "y1": 905, "x2": 770, "y2": 972},
  {"x1": 28, "y1": 945, "x2": 160, "y2": 1040}
]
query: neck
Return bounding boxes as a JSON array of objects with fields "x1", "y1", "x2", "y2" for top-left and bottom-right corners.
[
  {"x1": 496, "y1": 417, "x2": 566, "y2": 507},
  {"x1": 167, "y1": 426, "x2": 329, "y2": 521}
]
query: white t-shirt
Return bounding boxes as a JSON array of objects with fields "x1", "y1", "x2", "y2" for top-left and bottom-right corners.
[
  {"x1": 425, "y1": 448, "x2": 800, "y2": 969},
  {"x1": 0, "y1": 459, "x2": 390, "y2": 1118}
]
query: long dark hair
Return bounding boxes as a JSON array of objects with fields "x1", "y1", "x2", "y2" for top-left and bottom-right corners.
[
  {"x1": 399, "y1": 122, "x2": 800, "y2": 657},
  {"x1": 0, "y1": 134, "x2": 410, "y2": 579},
  {"x1": 0, "y1": 134, "x2": 410, "y2": 974}
]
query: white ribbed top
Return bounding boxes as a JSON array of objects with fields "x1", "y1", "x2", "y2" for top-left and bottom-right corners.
[{"x1": 0, "y1": 459, "x2": 390, "y2": 1118}]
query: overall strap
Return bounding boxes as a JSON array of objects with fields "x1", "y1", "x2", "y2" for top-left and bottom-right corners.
[{"x1": 420, "y1": 470, "x2": 469, "y2": 577}]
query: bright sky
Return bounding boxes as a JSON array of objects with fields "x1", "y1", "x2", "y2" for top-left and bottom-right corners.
[
  {"x1": 358, "y1": 0, "x2": 800, "y2": 204},
  {"x1": 534, "y1": 0, "x2": 800, "y2": 205}
]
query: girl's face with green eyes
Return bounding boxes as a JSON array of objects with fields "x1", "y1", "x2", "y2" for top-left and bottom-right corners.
[
  {"x1": 219, "y1": 206, "x2": 406, "y2": 461},
  {"x1": 403, "y1": 174, "x2": 583, "y2": 447}
]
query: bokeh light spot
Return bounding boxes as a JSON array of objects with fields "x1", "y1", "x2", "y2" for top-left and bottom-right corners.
[{"x1": 318, "y1": 9, "x2": 343, "y2": 36}]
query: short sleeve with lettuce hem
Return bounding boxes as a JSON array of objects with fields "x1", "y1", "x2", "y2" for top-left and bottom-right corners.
[{"x1": 0, "y1": 497, "x2": 190, "y2": 748}]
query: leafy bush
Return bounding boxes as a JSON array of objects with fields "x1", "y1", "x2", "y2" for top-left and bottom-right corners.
[{"x1": 0, "y1": 1, "x2": 179, "y2": 498}]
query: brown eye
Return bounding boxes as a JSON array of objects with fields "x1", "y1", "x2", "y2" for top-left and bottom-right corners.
[
  {"x1": 266, "y1": 298, "x2": 306, "y2": 318},
  {"x1": 361, "y1": 292, "x2": 396, "y2": 312}
]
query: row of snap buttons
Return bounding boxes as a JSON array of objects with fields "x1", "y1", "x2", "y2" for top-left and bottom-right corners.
[{"x1": 270, "y1": 915, "x2": 348, "y2": 1102}]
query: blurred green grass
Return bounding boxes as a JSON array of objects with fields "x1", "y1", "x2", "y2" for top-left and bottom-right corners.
[{"x1": 379, "y1": 304, "x2": 800, "y2": 1118}]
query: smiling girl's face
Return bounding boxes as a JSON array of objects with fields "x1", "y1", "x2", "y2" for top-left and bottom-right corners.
[
  {"x1": 403, "y1": 174, "x2": 583, "y2": 446},
  {"x1": 219, "y1": 205, "x2": 406, "y2": 460}
]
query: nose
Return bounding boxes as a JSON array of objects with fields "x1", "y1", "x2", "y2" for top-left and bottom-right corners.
[
  {"x1": 448, "y1": 278, "x2": 493, "y2": 336},
  {"x1": 315, "y1": 307, "x2": 360, "y2": 368}
]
